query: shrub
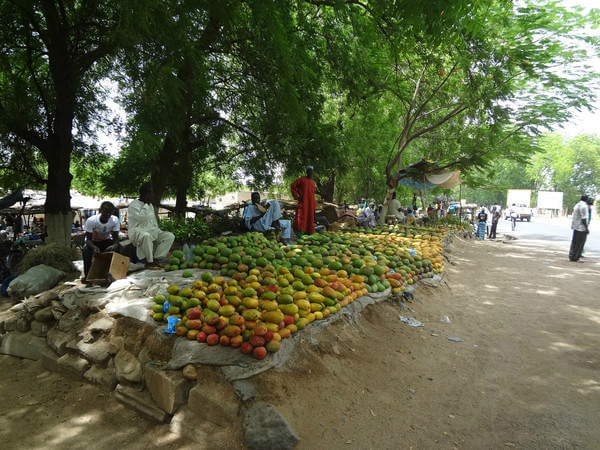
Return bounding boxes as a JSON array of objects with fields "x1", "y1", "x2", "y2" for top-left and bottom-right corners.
[{"x1": 17, "y1": 243, "x2": 79, "y2": 274}]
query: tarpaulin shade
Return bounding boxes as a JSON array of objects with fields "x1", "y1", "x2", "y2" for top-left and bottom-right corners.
[{"x1": 395, "y1": 159, "x2": 462, "y2": 189}]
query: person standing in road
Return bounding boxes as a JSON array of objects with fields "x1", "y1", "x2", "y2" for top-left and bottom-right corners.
[
  {"x1": 580, "y1": 196, "x2": 594, "y2": 258},
  {"x1": 476, "y1": 207, "x2": 488, "y2": 240},
  {"x1": 489, "y1": 203, "x2": 501, "y2": 239},
  {"x1": 291, "y1": 166, "x2": 316, "y2": 237},
  {"x1": 568, "y1": 194, "x2": 590, "y2": 262},
  {"x1": 509, "y1": 203, "x2": 518, "y2": 230}
]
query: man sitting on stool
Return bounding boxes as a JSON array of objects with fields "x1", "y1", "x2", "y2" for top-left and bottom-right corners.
[
  {"x1": 245, "y1": 192, "x2": 292, "y2": 244},
  {"x1": 82, "y1": 201, "x2": 121, "y2": 282}
]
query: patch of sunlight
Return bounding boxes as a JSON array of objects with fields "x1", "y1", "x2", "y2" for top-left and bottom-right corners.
[
  {"x1": 566, "y1": 304, "x2": 600, "y2": 324},
  {"x1": 154, "y1": 429, "x2": 188, "y2": 446},
  {"x1": 534, "y1": 289, "x2": 557, "y2": 296},
  {"x1": 546, "y1": 272, "x2": 572, "y2": 280},
  {"x1": 549, "y1": 341, "x2": 584, "y2": 352},
  {"x1": 574, "y1": 379, "x2": 600, "y2": 395},
  {"x1": 482, "y1": 300, "x2": 494, "y2": 305},
  {"x1": 483, "y1": 284, "x2": 500, "y2": 290},
  {"x1": 71, "y1": 412, "x2": 102, "y2": 425},
  {"x1": 46, "y1": 410, "x2": 103, "y2": 446}
]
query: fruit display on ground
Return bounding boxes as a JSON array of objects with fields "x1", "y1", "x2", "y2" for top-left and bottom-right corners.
[{"x1": 150, "y1": 224, "x2": 450, "y2": 359}]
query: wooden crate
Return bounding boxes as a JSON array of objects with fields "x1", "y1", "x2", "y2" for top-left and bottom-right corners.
[{"x1": 87, "y1": 252, "x2": 130, "y2": 285}]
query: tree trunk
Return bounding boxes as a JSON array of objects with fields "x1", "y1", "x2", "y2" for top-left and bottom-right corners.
[
  {"x1": 377, "y1": 187, "x2": 397, "y2": 225},
  {"x1": 317, "y1": 170, "x2": 336, "y2": 202}
]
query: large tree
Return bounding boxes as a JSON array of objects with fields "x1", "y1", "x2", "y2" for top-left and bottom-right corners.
[
  {"x1": 338, "y1": 1, "x2": 600, "y2": 223},
  {"x1": 104, "y1": 1, "x2": 340, "y2": 213},
  {"x1": 0, "y1": 0, "x2": 137, "y2": 245}
]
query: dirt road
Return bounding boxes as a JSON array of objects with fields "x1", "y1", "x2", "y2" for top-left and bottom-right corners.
[{"x1": 1, "y1": 233, "x2": 599, "y2": 449}]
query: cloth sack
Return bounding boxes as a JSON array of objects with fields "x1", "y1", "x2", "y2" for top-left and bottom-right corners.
[{"x1": 7, "y1": 264, "x2": 66, "y2": 298}]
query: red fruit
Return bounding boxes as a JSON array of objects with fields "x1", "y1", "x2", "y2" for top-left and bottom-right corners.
[
  {"x1": 263, "y1": 330, "x2": 274, "y2": 342},
  {"x1": 206, "y1": 333, "x2": 219, "y2": 346},
  {"x1": 253, "y1": 346, "x2": 267, "y2": 359},
  {"x1": 219, "y1": 297, "x2": 229, "y2": 306},
  {"x1": 278, "y1": 321, "x2": 285, "y2": 329},
  {"x1": 219, "y1": 335, "x2": 230, "y2": 346},
  {"x1": 186, "y1": 307, "x2": 202, "y2": 320},
  {"x1": 256, "y1": 287, "x2": 265, "y2": 296},
  {"x1": 283, "y1": 315, "x2": 295, "y2": 325},
  {"x1": 240, "y1": 342, "x2": 254, "y2": 354},
  {"x1": 230, "y1": 335, "x2": 244, "y2": 348},
  {"x1": 216, "y1": 317, "x2": 228, "y2": 330},
  {"x1": 186, "y1": 319, "x2": 202, "y2": 330},
  {"x1": 249, "y1": 335, "x2": 265, "y2": 347},
  {"x1": 202, "y1": 324, "x2": 216, "y2": 335},
  {"x1": 196, "y1": 331, "x2": 207, "y2": 343},
  {"x1": 266, "y1": 285, "x2": 278, "y2": 293},
  {"x1": 254, "y1": 324, "x2": 268, "y2": 336}
]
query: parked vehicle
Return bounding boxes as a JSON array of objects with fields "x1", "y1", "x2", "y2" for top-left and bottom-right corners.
[{"x1": 504, "y1": 204, "x2": 532, "y2": 222}]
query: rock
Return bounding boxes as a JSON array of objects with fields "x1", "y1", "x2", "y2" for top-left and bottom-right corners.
[
  {"x1": 171, "y1": 406, "x2": 237, "y2": 445},
  {"x1": 33, "y1": 306, "x2": 55, "y2": 323},
  {"x1": 88, "y1": 316, "x2": 115, "y2": 333},
  {"x1": 243, "y1": 402, "x2": 299, "y2": 450},
  {"x1": 57, "y1": 353, "x2": 90, "y2": 380},
  {"x1": 233, "y1": 380, "x2": 257, "y2": 402},
  {"x1": 76, "y1": 339, "x2": 111, "y2": 364},
  {"x1": 110, "y1": 317, "x2": 154, "y2": 356},
  {"x1": 30, "y1": 320, "x2": 52, "y2": 337},
  {"x1": 182, "y1": 364, "x2": 197, "y2": 380},
  {"x1": 138, "y1": 346, "x2": 151, "y2": 369},
  {"x1": 34, "y1": 290, "x2": 59, "y2": 306},
  {"x1": 84, "y1": 365, "x2": 118, "y2": 391},
  {"x1": 46, "y1": 327, "x2": 77, "y2": 355},
  {"x1": 145, "y1": 363, "x2": 193, "y2": 414},
  {"x1": 16, "y1": 317, "x2": 31, "y2": 333},
  {"x1": 58, "y1": 308, "x2": 88, "y2": 332},
  {"x1": 0, "y1": 332, "x2": 49, "y2": 361},
  {"x1": 40, "y1": 347, "x2": 61, "y2": 373},
  {"x1": 144, "y1": 329, "x2": 175, "y2": 362},
  {"x1": 109, "y1": 335, "x2": 125, "y2": 355},
  {"x1": 78, "y1": 330, "x2": 94, "y2": 344},
  {"x1": 113, "y1": 384, "x2": 170, "y2": 423},
  {"x1": 114, "y1": 349, "x2": 143, "y2": 383},
  {"x1": 2, "y1": 315, "x2": 17, "y2": 332},
  {"x1": 186, "y1": 381, "x2": 238, "y2": 425}
]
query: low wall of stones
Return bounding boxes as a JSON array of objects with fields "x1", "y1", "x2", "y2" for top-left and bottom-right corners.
[{"x1": 0, "y1": 272, "x2": 427, "y2": 449}]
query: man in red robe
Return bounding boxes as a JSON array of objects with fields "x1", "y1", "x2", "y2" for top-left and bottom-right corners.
[{"x1": 291, "y1": 166, "x2": 316, "y2": 236}]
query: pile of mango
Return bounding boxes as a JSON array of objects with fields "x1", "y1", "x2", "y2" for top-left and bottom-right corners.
[{"x1": 150, "y1": 225, "x2": 447, "y2": 359}]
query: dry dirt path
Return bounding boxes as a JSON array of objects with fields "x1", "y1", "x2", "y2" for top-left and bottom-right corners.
[{"x1": 1, "y1": 233, "x2": 599, "y2": 449}]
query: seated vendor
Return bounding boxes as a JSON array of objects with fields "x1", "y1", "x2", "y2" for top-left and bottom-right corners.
[
  {"x1": 244, "y1": 192, "x2": 292, "y2": 244},
  {"x1": 82, "y1": 201, "x2": 121, "y2": 282},
  {"x1": 357, "y1": 202, "x2": 377, "y2": 228}
]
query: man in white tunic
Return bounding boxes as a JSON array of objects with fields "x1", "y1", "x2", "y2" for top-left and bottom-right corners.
[
  {"x1": 387, "y1": 192, "x2": 405, "y2": 223},
  {"x1": 128, "y1": 183, "x2": 175, "y2": 268},
  {"x1": 244, "y1": 192, "x2": 292, "y2": 243}
]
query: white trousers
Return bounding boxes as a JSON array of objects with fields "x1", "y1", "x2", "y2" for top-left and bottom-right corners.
[{"x1": 134, "y1": 230, "x2": 175, "y2": 263}]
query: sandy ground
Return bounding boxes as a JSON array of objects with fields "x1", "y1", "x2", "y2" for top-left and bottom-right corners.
[{"x1": 1, "y1": 233, "x2": 599, "y2": 450}]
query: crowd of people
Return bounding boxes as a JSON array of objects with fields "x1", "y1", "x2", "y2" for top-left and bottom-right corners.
[{"x1": 4, "y1": 171, "x2": 594, "y2": 282}]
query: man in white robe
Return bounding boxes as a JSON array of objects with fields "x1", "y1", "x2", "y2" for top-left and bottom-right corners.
[{"x1": 128, "y1": 183, "x2": 175, "y2": 268}]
